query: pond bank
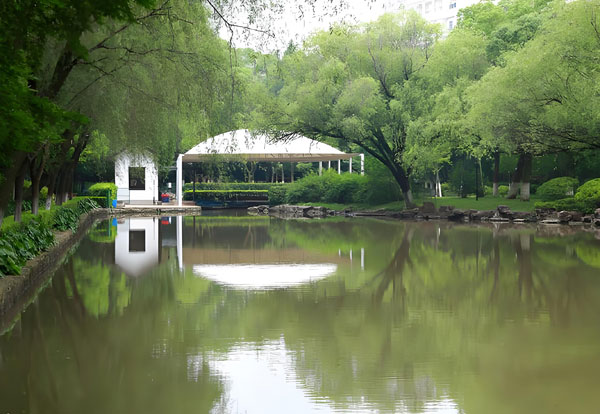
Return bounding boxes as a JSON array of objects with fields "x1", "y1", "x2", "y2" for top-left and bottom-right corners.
[
  {"x1": 0, "y1": 205, "x2": 202, "y2": 332},
  {"x1": 250, "y1": 203, "x2": 600, "y2": 227}
]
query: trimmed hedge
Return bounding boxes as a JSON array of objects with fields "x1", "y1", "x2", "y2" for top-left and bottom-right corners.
[
  {"x1": 88, "y1": 182, "x2": 117, "y2": 200},
  {"x1": 536, "y1": 177, "x2": 579, "y2": 201},
  {"x1": 183, "y1": 190, "x2": 269, "y2": 202},
  {"x1": 534, "y1": 198, "x2": 595, "y2": 214},
  {"x1": 575, "y1": 178, "x2": 600, "y2": 207},
  {"x1": 183, "y1": 182, "x2": 284, "y2": 191}
]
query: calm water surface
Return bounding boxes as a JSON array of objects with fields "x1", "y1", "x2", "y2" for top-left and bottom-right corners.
[{"x1": 1, "y1": 212, "x2": 600, "y2": 414}]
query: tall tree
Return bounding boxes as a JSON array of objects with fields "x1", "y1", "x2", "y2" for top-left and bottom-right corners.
[{"x1": 260, "y1": 12, "x2": 440, "y2": 207}]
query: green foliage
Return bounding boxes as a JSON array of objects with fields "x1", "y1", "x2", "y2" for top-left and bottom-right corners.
[
  {"x1": 0, "y1": 218, "x2": 55, "y2": 277},
  {"x1": 498, "y1": 185, "x2": 509, "y2": 196},
  {"x1": 536, "y1": 177, "x2": 579, "y2": 202},
  {"x1": 183, "y1": 182, "x2": 285, "y2": 191},
  {"x1": 268, "y1": 186, "x2": 288, "y2": 205},
  {"x1": 88, "y1": 182, "x2": 117, "y2": 201},
  {"x1": 86, "y1": 196, "x2": 109, "y2": 208},
  {"x1": 183, "y1": 190, "x2": 269, "y2": 202},
  {"x1": 534, "y1": 198, "x2": 594, "y2": 214},
  {"x1": 282, "y1": 171, "x2": 397, "y2": 205},
  {"x1": 575, "y1": 179, "x2": 600, "y2": 208}
]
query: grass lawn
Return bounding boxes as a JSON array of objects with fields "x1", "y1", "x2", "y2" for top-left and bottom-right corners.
[
  {"x1": 427, "y1": 195, "x2": 538, "y2": 212},
  {"x1": 298, "y1": 196, "x2": 539, "y2": 212}
]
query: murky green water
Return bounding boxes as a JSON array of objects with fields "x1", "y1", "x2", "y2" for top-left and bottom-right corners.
[{"x1": 1, "y1": 213, "x2": 600, "y2": 414}]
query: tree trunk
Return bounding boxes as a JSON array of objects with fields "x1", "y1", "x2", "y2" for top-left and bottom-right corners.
[
  {"x1": 507, "y1": 154, "x2": 525, "y2": 199},
  {"x1": 520, "y1": 153, "x2": 533, "y2": 201},
  {"x1": 435, "y1": 170, "x2": 442, "y2": 197},
  {"x1": 13, "y1": 159, "x2": 28, "y2": 222},
  {"x1": 0, "y1": 151, "x2": 28, "y2": 225},
  {"x1": 493, "y1": 151, "x2": 500, "y2": 197}
]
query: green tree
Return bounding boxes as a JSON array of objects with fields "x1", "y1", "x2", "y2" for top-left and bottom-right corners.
[{"x1": 260, "y1": 12, "x2": 440, "y2": 207}]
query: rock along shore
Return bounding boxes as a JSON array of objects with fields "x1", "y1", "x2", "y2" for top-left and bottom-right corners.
[{"x1": 249, "y1": 202, "x2": 600, "y2": 227}]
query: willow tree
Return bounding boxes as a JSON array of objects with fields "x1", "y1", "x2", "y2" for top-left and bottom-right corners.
[{"x1": 262, "y1": 12, "x2": 440, "y2": 207}]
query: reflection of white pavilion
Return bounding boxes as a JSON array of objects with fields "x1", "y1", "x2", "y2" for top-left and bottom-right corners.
[
  {"x1": 115, "y1": 216, "x2": 364, "y2": 288},
  {"x1": 115, "y1": 217, "x2": 160, "y2": 277}
]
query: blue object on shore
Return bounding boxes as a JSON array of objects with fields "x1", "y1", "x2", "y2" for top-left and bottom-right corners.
[
  {"x1": 111, "y1": 199, "x2": 117, "y2": 208},
  {"x1": 161, "y1": 195, "x2": 169, "y2": 203}
]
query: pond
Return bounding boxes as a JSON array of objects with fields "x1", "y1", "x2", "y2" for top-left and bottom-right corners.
[{"x1": 1, "y1": 213, "x2": 600, "y2": 414}]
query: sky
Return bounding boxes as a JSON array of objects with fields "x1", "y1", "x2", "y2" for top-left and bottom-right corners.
[{"x1": 217, "y1": 0, "x2": 400, "y2": 52}]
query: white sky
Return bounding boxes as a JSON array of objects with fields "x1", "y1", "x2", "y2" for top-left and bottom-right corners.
[{"x1": 217, "y1": 0, "x2": 399, "y2": 52}]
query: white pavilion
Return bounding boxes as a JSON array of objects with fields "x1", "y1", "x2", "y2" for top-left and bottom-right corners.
[{"x1": 175, "y1": 129, "x2": 364, "y2": 206}]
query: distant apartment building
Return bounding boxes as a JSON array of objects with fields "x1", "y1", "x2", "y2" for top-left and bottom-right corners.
[{"x1": 397, "y1": 0, "x2": 482, "y2": 33}]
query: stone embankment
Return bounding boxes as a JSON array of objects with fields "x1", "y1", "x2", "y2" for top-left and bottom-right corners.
[{"x1": 250, "y1": 202, "x2": 600, "y2": 226}]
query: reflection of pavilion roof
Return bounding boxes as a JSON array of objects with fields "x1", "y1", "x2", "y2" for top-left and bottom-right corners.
[
  {"x1": 182, "y1": 129, "x2": 358, "y2": 163},
  {"x1": 182, "y1": 248, "x2": 350, "y2": 265},
  {"x1": 193, "y1": 264, "x2": 337, "y2": 290}
]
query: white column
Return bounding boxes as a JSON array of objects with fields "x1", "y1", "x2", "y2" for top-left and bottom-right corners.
[
  {"x1": 360, "y1": 154, "x2": 365, "y2": 176},
  {"x1": 319, "y1": 161, "x2": 322, "y2": 176},
  {"x1": 176, "y1": 154, "x2": 183, "y2": 207},
  {"x1": 338, "y1": 160, "x2": 341, "y2": 174},
  {"x1": 281, "y1": 164, "x2": 285, "y2": 183},
  {"x1": 328, "y1": 160, "x2": 331, "y2": 170},
  {"x1": 177, "y1": 215, "x2": 183, "y2": 271},
  {"x1": 349, "y1": 157, "x2": 352, "y2": 174}
]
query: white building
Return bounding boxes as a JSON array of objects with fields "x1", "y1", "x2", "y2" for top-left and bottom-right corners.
[
  {"x1": 399, "y1": 0, "x2": 482, "y2": 33},
  {"x1": 115, "y1": 152, "x2": 159, "y2": 205}
]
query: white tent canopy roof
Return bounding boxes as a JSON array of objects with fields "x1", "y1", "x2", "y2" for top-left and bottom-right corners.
[{"x1": 183, "y1": 129, "x2": 358, "y2": 162}]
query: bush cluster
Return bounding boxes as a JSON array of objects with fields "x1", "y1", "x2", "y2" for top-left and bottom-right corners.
[
  {"x1": 0, "y1": 197, "x2": 100, "y2": 277},
  {"x1": 534, "y1": 177, "x2": 600, "y2": 213},
  {"x1": 272, "y1": 170, "x2": 400, "y2": 205},
  {"x1": 88, "y1": 182, "x2": 118, "y2": 200},
  {"x1": 183, "y1": 190, "x2": 269, "y2": 202},
  {"x1": 574, "y1": 178, "x2": 600, "y2": 207},
  {"x1": 536, "y1": 177, "x2": 579, "y2": 201}
]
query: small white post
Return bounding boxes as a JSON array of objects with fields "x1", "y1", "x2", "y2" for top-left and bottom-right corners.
[
  {"x1": 328, "y1": 160, "x2": 331, "y2": 170},
  {"x1": 338, "y1": 160, "x2": 341, "y2": 174},
  {"x1": 319, "y1": 161, "x2": 322, "y2": 176},
  {"x1": 360, "y1": 154, "x2": 365, "y2": 176},
  {"x1": 281, "y1": 164, "x2": 285, "y2": 183},
  {"x1": 349, "y1": 157, "x2": 353, "y2": 174},
  {"x1": 176, "y1": 154, "x2": 183, "y2": 206}
]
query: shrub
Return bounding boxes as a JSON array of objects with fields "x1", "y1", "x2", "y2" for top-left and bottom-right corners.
[
  {"x1": 282, "y1": 171, "x2": 389, "y2": 205},
  {"x1": 536, "y1": 177, "x2": 579, "y2": 201},
  {"x1": 86, "y1": 196, "x2": 109, "y2": 208},
  {"x1": 285, "y1": 174, "x2": 326, "y2": 204},
  {"x1": 534, "y1": 198, "x2": 595, "y2": 214},
  {"x1": 183, "y1": 182, "x2": 281, "y2": 191},
  {"x1": 0, "y1": 218, "x2": 54, "y2": 277},
  {"x1": 498, "y1": 185, "x2": 509, "y2": 197},
  {"x1": 88, "y1": 182, "x2": 117, "y2": 200},
  {"x1": 575, "y1": 178, "x2": 600, "y2": 208},
  {"x1": 268, "y1": 186, "x2": 288, "y2": 205},
  {"x1": 183, "y1": 190, "x2": 268, "y2": 202}
]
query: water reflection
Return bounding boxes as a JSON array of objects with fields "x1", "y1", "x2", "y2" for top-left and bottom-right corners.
[{"x1": 1, "y1": 215, "x2": 600, "y2": 414}]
